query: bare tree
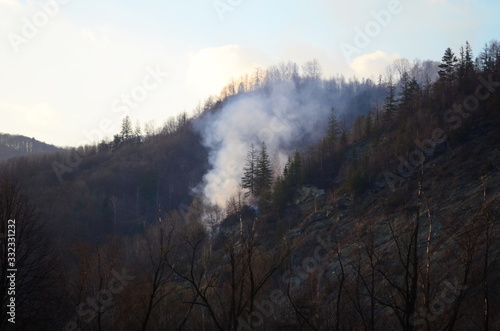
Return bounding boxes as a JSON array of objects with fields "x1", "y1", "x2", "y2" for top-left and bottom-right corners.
[
  {"x1": 63, "y1": 238, "x2": 122, "y2": 331},
  {"x1": 376, "y1": 198, "x2": 421, "y2": 330},
  {"x1": 302, "y1": 59, "x2": 322, "y2": 82},
  {"x1": 139, "y1": 221, "x2": 177, "y2": 331},
  {"x1": 166, "y1": 212, "x2": 291, "y2": 330},
  {"x1": 0, "y1": 175, "x2": 55, "y2": 329},
  {"x1": 392, "y1": 58, "x2": 411, "y2": 82}
]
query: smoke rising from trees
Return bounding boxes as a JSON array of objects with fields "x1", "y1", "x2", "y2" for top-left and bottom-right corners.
[{"x1": 194, "y1": 79, "x2": 337, "y2": 206}]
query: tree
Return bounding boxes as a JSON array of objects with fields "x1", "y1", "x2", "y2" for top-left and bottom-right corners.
[
  {"x1": 255, "y1": 142, "x2": 272, "y2": 204},
  {"x1": 164, "y1": 213, "x2": 291, "y2": 330},
  {"x1": 339, "y1": 120, "x2": 349, "y2": 149},
  {"x1": 458, "y1": 41, "x2": 475, "y2": 92},
  {"x1": 479, "y1": 43, "x2": 492, "y2": 72},
  {"x1": 399, "y1": 73, "x2": 421, "y2": 112},
  {"x1": 302, "y1": 59, "x2": 322, "y2": 82},
  {"x1": 438, "y1": 47, "x2": 458, "y2": 84},
  {"x1": 365, "y1": 110, "x2": 373, "y2": 137},
  {"x1": 134, "y1": 120, "x2": 142, "y2": 144},
  {"x1": 379, "y1": 208, "x2": 421, "y2": 330},
  {"x1": 326, "y1": 107, "x2": 339, "y2": 151},
  {"x1": 241, "y1": 144, "x2": 257, "y2": 198},
  {"x1": 121, "y1": 116, "x2": 133, "y2": 143},
  {"x1": 399, "y1": 71, "x2": 411, "y2": 103},
  {"x1": 384, "y1": 80, "x2": 398, "y2": 121},
  {"x1": 352, "y1": 114, "x2": 366, "y2": 141},
  {"x1": 144, "y1": 120, "x2": 156, "y2": 139},
  {"x1": 392, "y1": 58, "x2": 411, "y2": 81},
  {"x1": 203, "y1": 95, "x2": 216, "y2": 112},
  {"x1": 0, "y1": 175, "x2": 55, "y2": 329},
  {"x1": 272, "y1": 151, "x2": 302, "y2": 213},
  {"x1": 138, "y1": 222, "x2": 176, "y2": 331},
  {"x1": 288, "y1": 151, "x2": 302, "y2": 188},
  {"x1": 478, "y1": 40, "x2": 499, "y2": 73},
  {"x1": 63, "y1": 238, "x2": 122, "y2": 331},
  {"x1": 251, "y1": 67, "x2": 265, "y2": 90}
]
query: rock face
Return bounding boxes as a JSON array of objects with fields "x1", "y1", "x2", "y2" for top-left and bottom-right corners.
[
  {"x1": 294, "y1": 186, "x2": 326, "y2": 205},
  {"x1": 336, "y1": 194, "x2": 353, "y2": 209}
]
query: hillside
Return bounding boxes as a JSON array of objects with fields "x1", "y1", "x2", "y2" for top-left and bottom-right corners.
[
  {"x1": 253, "y1": 109, "x2": 500, "y2": 330},
  {"x1": 0, "y1": 40, "x2": 499, "y2": 330},
  {"x1": 0, "y1": 133, "x2": 60, "y2": 162}
]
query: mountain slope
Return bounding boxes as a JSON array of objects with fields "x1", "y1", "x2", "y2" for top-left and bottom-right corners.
[
  {"x1": 0, "y1": 133, "x2": 60, "y2": 162},
  {"x1": 0, "y1": 43, "x2": 499, "y2": 329}
]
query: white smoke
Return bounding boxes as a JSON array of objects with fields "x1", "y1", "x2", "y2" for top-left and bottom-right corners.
[
  {"x1": 194, "y1": 80, "x2": 333, "y2": 206},
  {"x1": 192, "y1": 58, "x2": 436, "y2": 206}
]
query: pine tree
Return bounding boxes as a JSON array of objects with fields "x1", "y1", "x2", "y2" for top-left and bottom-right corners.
[
  {"x1": 479, "y1": 43, "x2": 492, "y2": 72},
  {"x1": 438, "y1": 47, "x2": 458, "y2": 84},
  {"x1": 384, "y1": 80, "x2": 398, "y2": 121},
  {"x1": 365, "y1": 110, "x2": 373, "y2": 136},
  {"x1": 400, "y1": 73, "x2": 421, "y2": 111},
  {"x1": 326, "y1": 107, "x2": 339, "y2": 149},
  {"x1": 121, "y1": 116, "x2": 133, "y2": 143},
  {"x1": 241, "y1": 144, "x2": 257, "y2": 197},
  {"x1": 464, "y1": 41, "x2": 474, "y2": 75},
  {"x1": 399, "y1": 72, "x2": 411, "y2": 104},
  {"x1": 273, "y1": 151, "x2": 302, "y2": 213},
  {"x1": 255, "y1": 142, "x2": 272, "y2": 197},
  {"x1": 284, "y1": 151, "x2": 302, "y2": 189},
  {"x1": 283, "y1": 156, "x2": 292, "y2": 180},
  {"x1": 458, "y1": 41, "x2": 475, "y2": 92},
  {"x1": 134, "y1": 120, "x2": 142, "y2": 144},
  {"x1": 339, "y1": 120, "x2": 349, "y2": 148},
  {"x1": 352, "y1": 114, "x2": 365, "y2": 141}
]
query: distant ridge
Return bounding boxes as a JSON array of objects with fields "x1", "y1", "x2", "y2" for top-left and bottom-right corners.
[{"x1": 0, "y1": 133, "x2": 61, "y2": 162}]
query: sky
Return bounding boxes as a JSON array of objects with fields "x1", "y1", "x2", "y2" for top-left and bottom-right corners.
[{"x1": 0, "y1": 0, "x2": 498, "y2": 147}]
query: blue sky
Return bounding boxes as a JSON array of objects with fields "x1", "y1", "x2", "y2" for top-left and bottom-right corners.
[{"x1": 0, "y1": 0, "x2": 498, "y2": 146}]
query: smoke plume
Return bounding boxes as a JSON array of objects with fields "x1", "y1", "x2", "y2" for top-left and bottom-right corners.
[
  {"x1": 192, "y1": 59, "x2": 438, "y2": 206},
  {"x1": 194, "y1": 80, "x2": 334, "y2": 206}
]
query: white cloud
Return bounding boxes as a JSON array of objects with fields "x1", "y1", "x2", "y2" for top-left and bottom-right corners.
[
  {"x1": 0, "y1": 102, "x2": 72, "y2": 145},
  {"x1": 349, "y1": 51, "x2": 401, "y2": 80},
  {"x1": 185, "y1": 45, "x2": 268, "y2": 98}
]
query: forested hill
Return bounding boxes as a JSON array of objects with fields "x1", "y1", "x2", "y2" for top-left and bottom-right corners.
[
  {"x1": 0, "y1": 133, "x2": 60, "y2": 162},
  {"x1": 0, "y1": 40, "x2": 499, "y2": 330}
]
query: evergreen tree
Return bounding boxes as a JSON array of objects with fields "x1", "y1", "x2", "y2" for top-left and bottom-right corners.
[
  {"x1": 438, "y1": 47, "x2": 458, "y2": 84},
  {"x1": 365, "y1": 110, "x2": 373, "y2": 136},
  {"x1": 241, "y1": 144, "x2": 257, "y2": 197},
  {"x1": 134, "y1": 120, "x2": 142, "y2": 144},
  {"x1": 273, "y1": 151, "x2": 302, "y2": 213},
  {"x1": 326, "y1": 107, "x2": 339, "y2": 149},
  {"x1": 112, "y1": 134, "x2": 122, "y2": 149},
  {"x1": 255, "y1": 142, "x2": 272, "y2": 197},
  {"x1": 352, "y1": 114, "x2": 366, "y2": 141},
  {"x1": 339, "y1": 120, "x2": 349, "y2": 148},
  {"x1": 399, "y1": 72, "x2": 410, "y2": 103},
  {"x1": 121, "y1": 116, "x2": 133, "y2": 143},
  {"x1": 479, "y1": 42, "x2": 492, "y2": 72},
  {"x1": 283, "y1": 156, "x2": 292, "y2": 181},
  {"x1": 458, "y1": 41, "x2": 475, "y2": 92},
  {"x1": 477, "y1": 40, "x2": 499, "y2": 72},
  {"x1": 400, "y1": 74, "x2": 421, "y2": 111},
  {"x1": 283, "y1": 151, "x2": 302, "y2": 189},
  {"x1": 271, "y1": 175, "x2": 287, "y2": 213},
  {"x1": 384, "y1": 80, "x2": 398, "y2": 121}
]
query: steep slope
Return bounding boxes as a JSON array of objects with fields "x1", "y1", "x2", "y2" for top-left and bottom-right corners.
[{"x1": 213, "y1": 108, "x2": 500, "y2": 330}]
